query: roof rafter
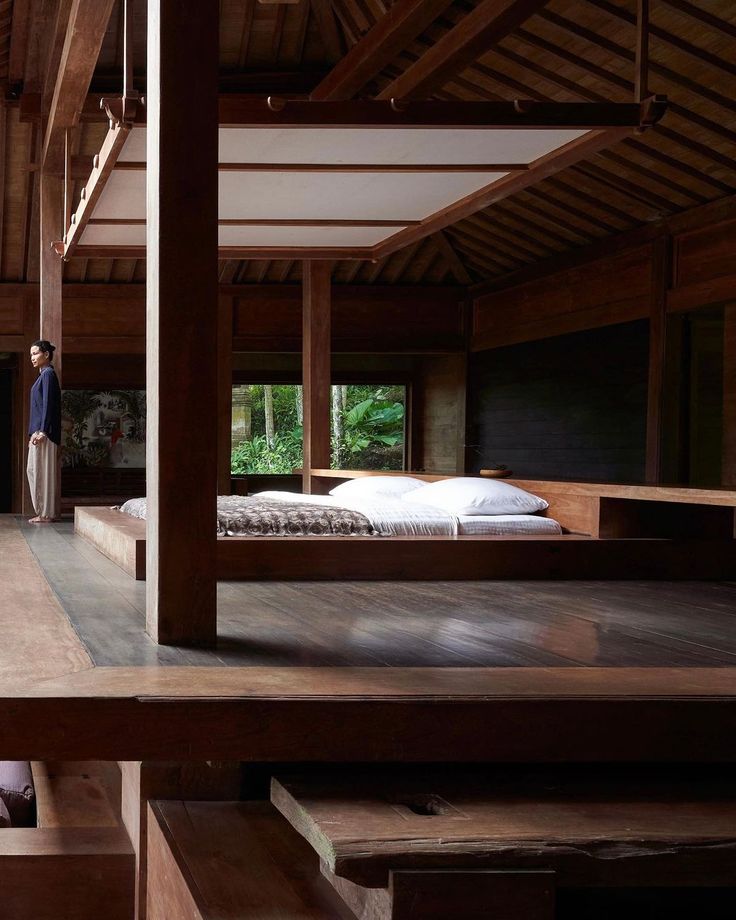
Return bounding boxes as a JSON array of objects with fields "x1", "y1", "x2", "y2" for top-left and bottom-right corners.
[
  {"x1": 42, "y1": 0, "x2": 116, "y2": 172},
  {"x1": 311, "y1": 0, "x2": 453, "y2": 100},
  {"x1": 378, "y1": 0, "x2": 551, "y2": 101}
]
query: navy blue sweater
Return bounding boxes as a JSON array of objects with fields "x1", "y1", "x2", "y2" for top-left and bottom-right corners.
[{"x1": 29, "y1": 366, "x2": 62, "y2": 445}]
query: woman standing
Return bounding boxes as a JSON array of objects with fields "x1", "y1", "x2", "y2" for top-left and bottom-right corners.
[{"x1": 27, "y1": 340, "x2": 61, "y2": 523}]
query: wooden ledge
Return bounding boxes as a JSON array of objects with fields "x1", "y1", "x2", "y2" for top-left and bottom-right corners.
[{"x1": 2, "y1": 668, "x2": 736, "y2": 762}]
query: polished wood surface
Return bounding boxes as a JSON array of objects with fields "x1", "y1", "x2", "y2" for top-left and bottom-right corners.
[
  {"x1": 0, "y1": 826, "x2": 135, "y2": 920},
  {"x1": 0, "y1": 517, "x2": 91, "y2": 688},
  {"x1": 145, "y1": 0, "x2": 218, "y2": 646},
  {"x1": 272, "y1": 768, "x2": 736, "y2": 887},
  {"x1": 147, "y1": 801, "x2": 355, "y2": 919},
  {"x1": 31, "y1": 761, "x2": 120, "y2": 829}
]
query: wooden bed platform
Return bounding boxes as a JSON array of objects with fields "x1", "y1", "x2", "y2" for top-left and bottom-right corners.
[{"x1": 74, "y1": 476, "x2": 736, "y2": 581}]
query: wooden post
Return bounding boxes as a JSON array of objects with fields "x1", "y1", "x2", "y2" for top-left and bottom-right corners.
[
  {"x1": 723, "y1": 303, "x2": 736, "y2": 487},
  {"x1": 39, "y1": 172, "x2": 63, "y2": 518},
  {"x1": 146, "y1": 0, "x2": 218, "y2": 646},
  {"x1": 635, "y1": 0, "x2": 650, "y2": 103},
  {"x1": 302, "y1": 261, "x2": 332, "y2": 493},
  {"x1": 218, "y1": 293, "x2": 234, "y2": 495},
  {"x1": 645, "y1": 235, "x2": 670, "y2": 484}
]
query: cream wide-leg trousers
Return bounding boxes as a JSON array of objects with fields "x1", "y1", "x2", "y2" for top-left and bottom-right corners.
[{"x1": 26, "y1": 437, "x2": 58, "y2": 519}]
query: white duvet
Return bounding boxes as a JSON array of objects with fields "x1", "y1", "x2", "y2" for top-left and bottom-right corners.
[{"x1": 256, "y1": 491, "x2": 562, "y2": 537}]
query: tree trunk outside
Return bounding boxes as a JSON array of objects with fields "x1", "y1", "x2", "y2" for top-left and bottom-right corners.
[
  {"x1": 296, "y1": 386, "x2": 303, "y2": 426},
  {"x1": 264, "y1": 385, "x2": 275, "y2": 449}
]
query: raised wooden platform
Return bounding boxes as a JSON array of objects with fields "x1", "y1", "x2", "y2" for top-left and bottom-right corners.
[
  {"x1": 2, "y1": 667, "x2": 736, "y2": 762},
  {"x1": 74, "y1": 503, "x2": 736, "y2": 581}
]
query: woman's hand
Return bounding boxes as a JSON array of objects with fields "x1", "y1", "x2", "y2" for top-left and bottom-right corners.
[{"x1": 30, "y1": 431, "x2": 47, "y2": 446}]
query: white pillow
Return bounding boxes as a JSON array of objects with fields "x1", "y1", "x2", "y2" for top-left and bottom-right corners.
[
  {"x1": 403, "y1": 477, "x2": 548, "y2": 516},
  {"x1": 329, "y1": 475, "x2": 425, "y2": 499}
]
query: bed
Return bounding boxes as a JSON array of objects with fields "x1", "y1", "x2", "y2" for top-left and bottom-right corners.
[
  {"x1": 74, "y1": 473, "x2": 736, "y2": 582},
  {"x1": 116, "y1": 490, "x2": 563, "y2": 538}
]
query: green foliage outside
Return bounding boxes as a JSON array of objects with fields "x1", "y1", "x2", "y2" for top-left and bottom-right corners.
[{"x1": 231, "y1": 384, "x2": 405, "y2": 475}]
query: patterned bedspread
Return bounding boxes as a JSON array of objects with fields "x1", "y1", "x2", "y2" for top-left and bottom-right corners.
[{"x1": 118, "y1": 495, "x2": 377, "y2": 537}]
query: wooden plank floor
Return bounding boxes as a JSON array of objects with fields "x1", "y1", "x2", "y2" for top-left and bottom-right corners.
[
  {"x1": 0, "y1": 517, "x2": 92, "y2": 689},
  {"x1": 16, "y1": 518, "x2": 736, "y2": 669}
]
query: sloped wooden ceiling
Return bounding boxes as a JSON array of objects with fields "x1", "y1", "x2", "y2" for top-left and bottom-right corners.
[{"x1": 2, "y1": 0, "x2": 735, "y2": 286}]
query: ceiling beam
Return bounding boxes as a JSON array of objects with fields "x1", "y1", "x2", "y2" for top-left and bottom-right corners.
[
  {"x1": 311, "y1": 0, "x2": 453, "y2": 101},
  {"x1": 217, "y1": 97, "x2": 666, "y2": 128},
  {"x1": 661, "y1": 0, "x2": 736, "y2": 40},
  {"x1": 8, "y1": 0, "x2": 31, "y2": 86},
  {"x1": 377, "y1": 0, "x2": 551, "y2": 101},
  {"x1": 42, "y1": 0, "x2": 117, "y2": 172}
]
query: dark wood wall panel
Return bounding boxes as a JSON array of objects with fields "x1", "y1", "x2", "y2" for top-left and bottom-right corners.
[
  {"x1": 0, "y1": 294, "x2": 23, "y2": 333},
  {"x1": 63, "y1": 354, "x2": 146, "y2": 389},
  {"x1": 675, "y1": 219, "x2": 736, "y2": 289},
  {"x1": 232, "y1": 285, "x2": 464, "y2": 353},
  {"x1": 467, "y1": 321, "x2": 649, "y2": 483},
  {"x1": 472, "y1": 246, "x2": 652, "y2": 351}
]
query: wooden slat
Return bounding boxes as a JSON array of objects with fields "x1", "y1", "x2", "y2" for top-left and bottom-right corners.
[{"x1": 723, "y1": 303, "x2": 736, "y2": 488}]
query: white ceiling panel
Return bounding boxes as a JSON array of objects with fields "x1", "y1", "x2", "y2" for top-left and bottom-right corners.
[
  {"x1": 118, "y1": 125, "x2": 587, "y2": 166},
  {"x1": 93, "y1": 170, "x2": 146, "y2": 219},
  {"x1": 217, "y1": 127, "x2": 586, "y2": 165},
  {"x1": 217, "y1": 171, "x2": 506, "y2": 220},
  {"x1": 79, "y1": 223, "x2": 400, "y2": 248}
]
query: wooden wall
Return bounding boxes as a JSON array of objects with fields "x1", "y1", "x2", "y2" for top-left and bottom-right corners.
[
  {"x1": 413, "y1": 354, "x2": 467, "y2": 474},
  {"x1": 470, "y1": 198, "x2": 736, "y2": 486},
  {"x1": 0, "y1": 283, "x2": 466, "y2": 510},
  {"x1": 467, "y1": 321, "x2": 649, "y2": 482}
]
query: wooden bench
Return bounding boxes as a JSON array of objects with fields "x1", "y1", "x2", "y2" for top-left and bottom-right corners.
[
  {"x1": 271, "y1": 768, "x2": 736, "y2": 919},
  {"x1": 146, "y1": 800, "x2": 356, "y2": 919},
  {"x1": 0, "y1": 761, "x2": 135, "y2": 920}
]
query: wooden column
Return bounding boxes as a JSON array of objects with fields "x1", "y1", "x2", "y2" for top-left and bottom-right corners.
[
  {"x1": 302, "y1": 261, "x2": 332, "y2": 493},
  {"x1": 146, "y1": 0, "x2": 218, "y2": 646},
  {"x1": 218, "y1": 293, "x2": 233, "y2": 495},
  {"x1": 645, "y1": 235, "x2": 671, "y2": 484},
  {"x1": 39, "y1": 172, "x2": 63, "y2": 517},
  {"x1": 723, "y1": 303, "x2": 736, "y2": 487}
]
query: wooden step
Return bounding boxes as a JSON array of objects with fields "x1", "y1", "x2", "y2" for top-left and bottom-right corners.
[
  {"x1": 146, "y1": 800, "x2": 356, "y2": 919},
  {"x1": 0, "y1": 826, "x2": 135, "y2": 920},
  {"x1": 271, "y1": 767, "x2": 736, "y2": 893}
]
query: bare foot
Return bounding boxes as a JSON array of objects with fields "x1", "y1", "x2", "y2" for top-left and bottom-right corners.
[
  {"x1": 29, "y1": 516, "x2": 54, "y2": 524},
  {"x1": 28, "y1": 516, "x2": 41, "y2": 523}
]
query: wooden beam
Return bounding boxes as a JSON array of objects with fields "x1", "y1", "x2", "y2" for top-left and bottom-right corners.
[
  {"x1": 62, "y1": 121, "x2": 131, "y2": 258},
  {"x1": 8, "y1": 0, "x2": 31, "y2": 86},
  {"x1": 723, "y1": 304, "x2": 736, "y2": 489},
  {"x1": 310, "y1": 0, "x2": 343, "y2": 64},
  {"x1": 40, "y1": 174, "x2": 63, "y2": 382},
  {"x1": 377, "y1": 0, "x2": 551, "y2": 101},
  {"x1": 302, "y1": 261, "x2": 332, "y2": 493},
  {"x1": 115, "y1": 161, "x2": 533, "y2": 172},
  {"x1": 42, "y1": 0, "x2": 74, "y2": 114},
  {"x1": 434, "y1": 230, "x2": 473, "y2": 285},
  {"x1": 311, "y1": 0, "x2": 453, "y2": 101},
  {"x1": 146, "y1": 0, "x2": 218, "y2": 647},
  {"x1": 42, "y1": 0, "x2": 116, "y2": 172},
  {"x1": 645, "y1": 236, "x2": 671, "y2": 484},
  {"x1": 218, "y1": 97, "x2": 663, "y2": 128}
]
